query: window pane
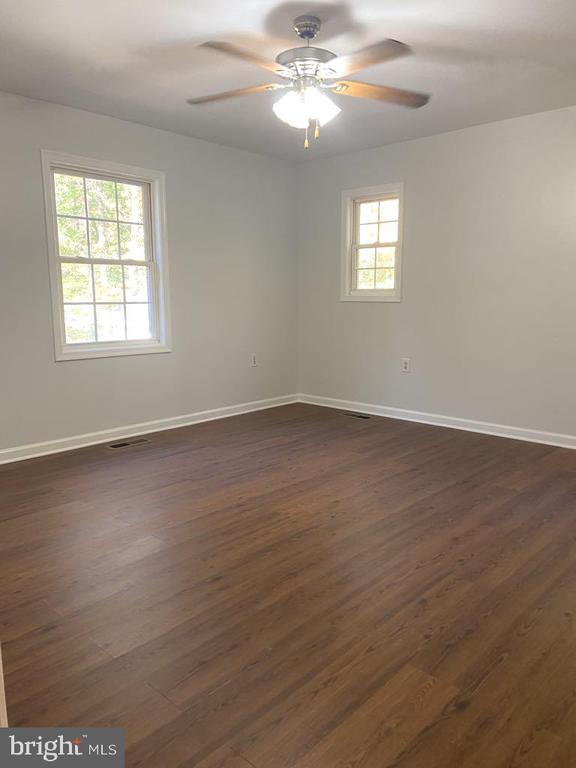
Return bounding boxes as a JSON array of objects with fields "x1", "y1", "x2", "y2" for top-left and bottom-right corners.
[
  {"x1": 96, "y1": 304, "x2": 125, "y2": 342},
  {"x1": 376, "y1": 247, "x2": 395, "y2": 268},
  {"x1": 379, "y1": 221, "x2": 398, "y2": 242},
  {"x1": 64, "y1": 305, "x2": 95, "y2": 344},
  {"x1": 57, "y1": 217, "x2": 88, "y2": 258},
  {"x1": 356, "y1": 269, "x2": 375, "y2": 290},
  {"x1": 54, "y1": 173, "x2": 85, "y2": 217},
  {"x1": 86, "y1": 178, "x2": 117, "y2": 220},
  {"x1": 89, "y1": 220, "x2": 119, "y2": 259},
  {"x1": 379, "y1": 198, "x2": 399, "y2": 222},
  {"x1": 375, "y1": 268, "x2": 395, "y2": 289},
  {"x1": 359, "y1": 200, "x2": 379, "y2": 224},
  {"x1": 93, "y1": 264, "x2": 123, "y2": 302},
  {"x1": 357, "y1": 248, "x2": 375, "y2": 268},
  {"x1": 359, "y1": 223, "x2": 378, "y2": 245},
  {"x1": 126, "y1": 304, "x2": 152, "y2": 340},
  {"x1": 124, "y1": 265, "x2": 150, "y2": 302},
  {"x1": 61, "y1": 263, "x2": 93, "y2": 302},
  {"x1": 119, "y1": 223, "x2": 146, "y2": 261},
  {"x1": 117, "y1": 183, "x2": 144, "y2": 223}
]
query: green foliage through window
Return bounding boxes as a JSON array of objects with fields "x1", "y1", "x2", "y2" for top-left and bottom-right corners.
[{"x1": 54, "y1": 170, "x2": 153, "y2": 344}]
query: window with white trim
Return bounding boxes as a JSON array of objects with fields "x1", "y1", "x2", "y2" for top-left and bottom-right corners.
[
  {"x1": 341, "y1": 183, "x2": 403, "y2": 302},
  {"x1": 42, "y1": 151, "x2": 171, "y2": 361}
]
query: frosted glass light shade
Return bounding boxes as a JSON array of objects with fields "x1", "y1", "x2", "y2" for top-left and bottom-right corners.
[
  {"x1": 304, "y1": 87, "x2": 341, "y2": 126},
  {"x1": 273, "y1": 87, "x2": 341, "y2": 129},
  {"x1": 272, "y1": 90, "x2": 309, "y2": 128}
]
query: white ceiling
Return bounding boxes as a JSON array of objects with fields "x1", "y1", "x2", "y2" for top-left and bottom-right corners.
[{"x1": 1, "y1": 0, "x2": 576, "y2": 160}]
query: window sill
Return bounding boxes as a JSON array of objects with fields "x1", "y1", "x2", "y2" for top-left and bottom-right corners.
[
  {"x1": 55, "y1": 342, "x2": 172, "y2": 362},
  {"x1": 340, "y1": 292, "x2": 401, "y2": 303}
]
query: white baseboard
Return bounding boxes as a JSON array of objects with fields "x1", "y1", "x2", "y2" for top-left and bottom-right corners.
[
  {"x1": 298, "y1": 393, "x2": 576, "y2": 450},
  {"x1": 3, "y1": 391, "x2": 574, "y2": 465},
  {"x1": 0, "y1": 395, "x2": 298, "y2": 465}
]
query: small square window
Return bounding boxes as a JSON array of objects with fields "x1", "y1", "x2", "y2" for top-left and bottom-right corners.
[{"x1": 341, "y1": 183, "x2": 403, "y2": 302}]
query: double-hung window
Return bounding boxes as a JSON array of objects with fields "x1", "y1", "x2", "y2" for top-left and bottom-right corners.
[
  {"x1": 42, "y1": 151, "x2": 171, "y2": 360},
  {"x1": 341, "y1": 183, "x2": 403, "y2": 302}
]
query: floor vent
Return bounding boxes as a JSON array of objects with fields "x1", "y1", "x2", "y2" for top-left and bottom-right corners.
[
  {"x1": 341, "y1": 412, "x2": 371, "y2": 420},
  {"x1": 107, "y1": 438, "x2": 150, "y2": 449}
]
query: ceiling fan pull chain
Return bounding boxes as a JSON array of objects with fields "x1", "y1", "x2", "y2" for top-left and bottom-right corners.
[
  {"x1": 304, "y1": 123, "x2": 310, "y2": 149},
  {"x1": 314, "y1": 119, "x2": 320, "y2": 140}
]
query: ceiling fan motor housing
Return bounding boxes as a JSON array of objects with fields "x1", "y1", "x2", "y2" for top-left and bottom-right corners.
[{"x1": 275, "y1": 46, "x2": 337, "y2": 78}]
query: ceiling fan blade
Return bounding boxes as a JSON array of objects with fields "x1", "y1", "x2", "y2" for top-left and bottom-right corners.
[
  {"x1": 187, "y1": 83, "x2": 287, "y2": 105},
  {"x1": 332, "y1": 80, "x2": 429, "y2": 108},
  {"x1": 328, "y1": 40, "x2": 411, "y2": 78},
  {"x1": 201, "y1": 41, "x2": 289, "y2": 76}
]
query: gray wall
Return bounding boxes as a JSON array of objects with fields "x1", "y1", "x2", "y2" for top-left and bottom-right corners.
[
  {"x1": 2, "y1": 90, "x2": 576, "y2": 453},
  {"x1": 0, "y1": 92, "x2": 297, "y2": 450},
  {"x1": 296, "y1": 106, "x2": 576, "y2": 436}
]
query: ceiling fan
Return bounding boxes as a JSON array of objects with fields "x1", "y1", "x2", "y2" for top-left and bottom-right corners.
[{"x1": 187, "y1": 15, "x2": 430, "y2": 148}]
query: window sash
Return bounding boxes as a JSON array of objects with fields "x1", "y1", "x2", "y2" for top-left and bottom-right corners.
[
  {"x1": 352, "y1": 194, "x2": 400, "y2": 293},
  {"x1": 60, "y1": 264, "x2": 158, "y2": 345},
  {"x1": 59, "y1": 256, "x2": 153, "y2": 267},
  {"x1": 57, "y1": 213, "x2": 144, "y2": 225},
  {"x1": 53, "y1": 169, "x2": 158, "y2": 346}
]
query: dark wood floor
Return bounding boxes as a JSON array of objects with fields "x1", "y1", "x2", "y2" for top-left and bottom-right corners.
[{"x1": 2, "y1": 404, "x2": 576, "y2": 766}]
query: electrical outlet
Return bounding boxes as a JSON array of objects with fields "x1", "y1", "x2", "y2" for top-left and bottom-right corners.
[
  {"x1": 401, "y1": 357, "x2": 411, "y2": 373},
  {"x1": 250, "y1": 353, "x2": 258, "y2": 367}
]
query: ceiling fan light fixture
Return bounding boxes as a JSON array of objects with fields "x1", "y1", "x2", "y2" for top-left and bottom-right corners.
[
  {"x1": 272, "y1": 87, "x2": 341, "y2": 130},
  {"x1": 189, "y1": 17, "x2": 429, "y2": 150}
]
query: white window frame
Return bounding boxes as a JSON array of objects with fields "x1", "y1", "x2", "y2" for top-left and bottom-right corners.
[
  {"x1": 41, "y1": 150, "x2": 172, "y2": 361},
  {"x1": 340, "y1": 182, "x2": 404, "y2": 302}
]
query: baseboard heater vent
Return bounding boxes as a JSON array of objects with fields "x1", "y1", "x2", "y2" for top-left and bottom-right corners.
[
  {"x1": 341, "y1": 412, "x2": 371, "y2": 420},
  {"x1": 107, "y1": 438, "x2": 151, "y2": 449}
]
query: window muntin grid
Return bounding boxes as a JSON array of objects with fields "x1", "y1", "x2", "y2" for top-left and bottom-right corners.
[
  {"x1": 353, "y1": 195, "x2": 400, "y2": 292},
  {"x1": 53, "y1": 169, "x2": 157, "y2": 345}
]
